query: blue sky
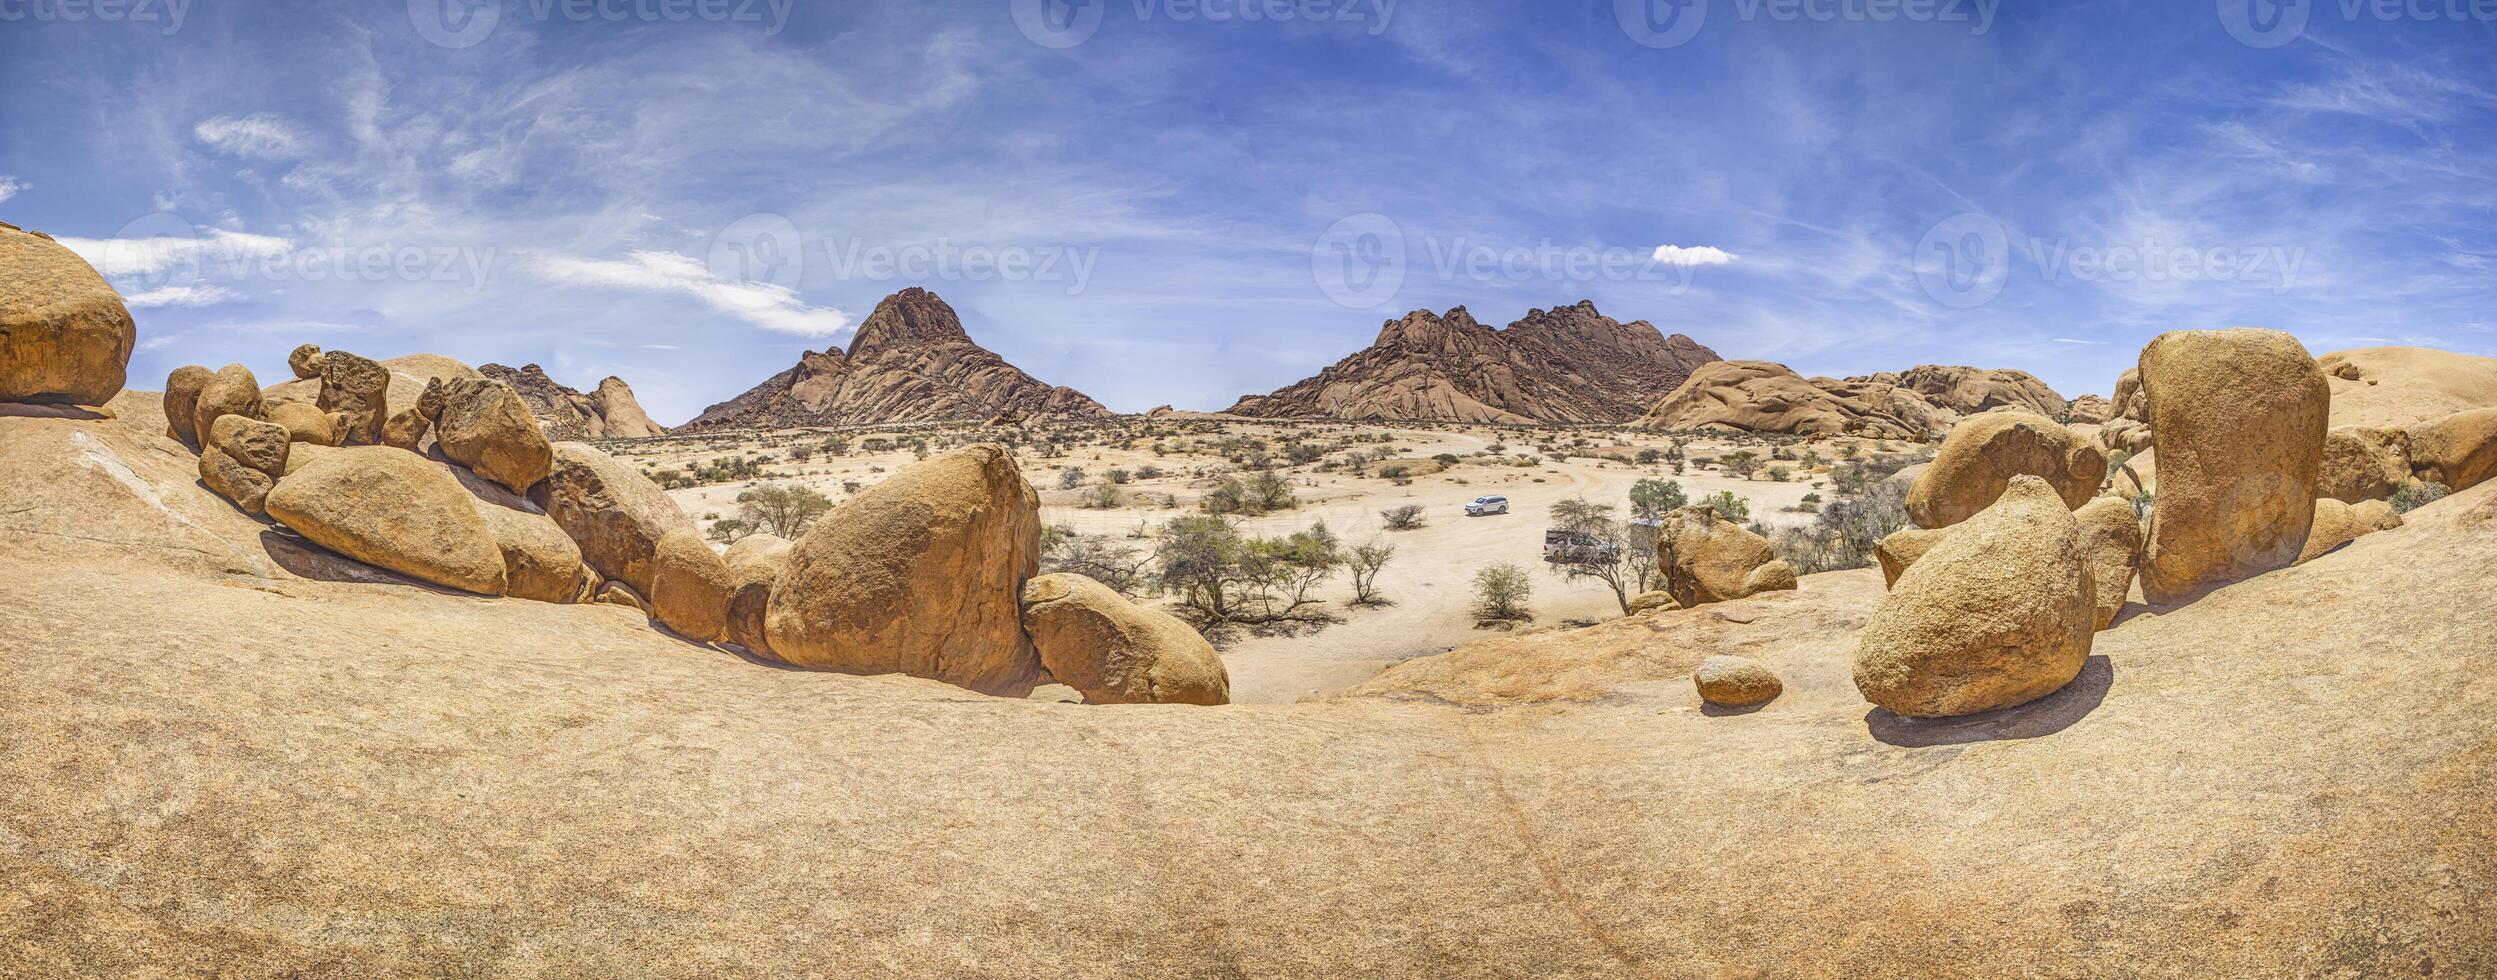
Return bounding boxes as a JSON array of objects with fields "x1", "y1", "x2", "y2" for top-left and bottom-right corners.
[{"x1": 3, "y1": 0, "x2": 2493, "y2": 423}]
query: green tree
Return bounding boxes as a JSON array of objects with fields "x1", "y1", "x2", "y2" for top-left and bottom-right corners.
[
  {"x1": 736, "y1": 482, "x2": 835, "y2": 538},
  {"x1": 1346, "y1": 539, "x2": 1396, "y2": 605},
  {"x1": 1472, "y1": 562, "x2": 1533, "y2": 621},
  {"x1": 1699, "y1": 490, "x2": 1750, "y2": 523},
  {"x1": 1628, "y1": 478, "x2": 1687, "y2": 521}
]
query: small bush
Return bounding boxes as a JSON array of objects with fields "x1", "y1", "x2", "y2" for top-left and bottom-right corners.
[
  {"x1": 2391, "y1": 481, "x2": 2451, "y2": 513},
  {"x1": 1381, "y1": 504, "x2": 1427, "y2": 530},
  {"x1": 1472, "y1": 562, "x2": 1533, "y2": 622}
]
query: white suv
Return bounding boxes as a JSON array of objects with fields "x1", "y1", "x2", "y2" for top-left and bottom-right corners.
[{"x1": 1464, "y1": 495, "x2": 1509, "y2": 516}]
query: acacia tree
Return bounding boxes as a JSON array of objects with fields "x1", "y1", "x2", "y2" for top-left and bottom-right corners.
[
  {"x1": 1153, "y1": 516, "x2": 1340, "y2": 628},
  {"x1": 1545, "y1": 500, "x2": 1654, "y2": 615},
  {"x1": 1472, "y1": 562, "x2": 1533, "y2": 621},
  {"x1": 736, "y1": 483, "x2": 835, "y2": 538},
  {"x1": 1346, "y1": 538, "x2": 1396, "y2": 605}
]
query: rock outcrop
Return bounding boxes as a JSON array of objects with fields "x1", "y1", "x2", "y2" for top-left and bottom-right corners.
[
  {"x1": 2407, "y1": 407, "x2": 2497, "y2": 493},
  {"x1": 1020, "y1": 573, "x2": 1231, "y2": 705},
  {"x1": 191, "y1": 363, "x2": 268, "y2": 448},
  {"x1": 2066, "y1": 394, "x2": 2115, "y2": 425},
  {"x1": 1854, "y1": 477, "x2": 2095, "y2": 718},
  {"x1": 1692, "y1": 655, "x2": 1781, "y2": 707},
  {"x1": 199, "y1": 415, "x2": 291, "y2": 517},
  {"x1": 1226, "y1": 301, "x2": 1721, "y2": 424},
  {"x1": 264, "y1": 447, "x2": 509, "y2": 595},
  {"x1": 2318, "y1": 346, "x2": 2497, "y2": 428},
  {"x1": 1849, "y1": 364, "x2": 2067, "y2": 419},
  {"x1": 1873, "y1": 526, "x2": 1953, "y2": 588},
  {"x1": 418, "y1": 378, "x2": 554, "y2": 493},
  {"x1": 1906, "y1": 411, "x2": 2106, "y2": 528},
  {"x1": 764, "y1": 444, "x2": 1044, "y2": 695},
  {"x1": 162, "y1": 365, "x2": 214, "y2": 447},
  {"x1": 477, "y1": 363, "x2": 669, "y2": 440},
  {"x1": 2319, "y1": 427, "x2": 2412, "y2": 503},
  {"x1": 264, "y1": 401, "x2": 339, "y2": 447},
  {"x1": 1633, "y1": 360, "x2": 1955, "y2": 440},
  {"x1": 2136, "y1": 329, "x2": 2329, "y2": 606},
  {"x1": 2298, "y1": 497, "x2": 2404, "y2": 565},
  {"x1": 530, "y1": 442, "x2": 697, "y2": 595},
  {"x1": 684, "y1": 288, "x2": 1106, "y2": 430},
  {"x1": 1653, "y1": 505, "x2": 1798, "y2": 607},
  {"x1": 0, "y1": 222, "x2": 135, "y2": 406}
]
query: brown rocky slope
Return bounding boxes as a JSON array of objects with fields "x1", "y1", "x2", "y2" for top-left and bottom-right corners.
[
  {"x1": 1228, "y1": 301, "x2": 1721, "y2": 424},
  {"x1": 4, "y1": 388, "x2": 2492, "y2": 975},
  {"x1": 478, "y1": 362, "x2": 668, "y2": 439},
  {"x1": 683, "y1": 287, "x2": 1106, "y2": 430}
]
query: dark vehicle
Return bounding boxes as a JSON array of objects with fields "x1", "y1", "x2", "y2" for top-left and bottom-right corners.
[{"x1": 1543, "y1": 528, "x2": 1620, "y2": 564}]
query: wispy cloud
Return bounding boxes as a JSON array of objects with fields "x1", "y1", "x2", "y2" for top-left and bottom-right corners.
[
  {"x1": 0, "y1": 176, "x2": 25, "y2": 205},
  {"x1": 194, "y1": 114, "x2": 310, "y2": 159},
  {"x1": 1650, "y1": 244, "x2": 1740, "y2": 267},
  {"x1": 56, "y1": 229, "x2": 294, "y2": 278},
  {"x1": 529, "y1": 251, "x2": 850, "y2": 338},
  {"x1": 124, "y1": 285, "x2": 242, "y2": 308}
]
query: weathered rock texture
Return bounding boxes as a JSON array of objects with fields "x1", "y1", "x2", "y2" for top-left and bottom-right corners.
[
  {"x1": 1849, "y1": 364, "x2": 2068, "y2": 419},
  {"x1": 0, "y1": 222, "x2": 135, "y2": 405},
  {"x1": 684, "y1": 288, "x2": 1105, "y2": 430},
  {"x1": 419, "y1": 378, "x2": 554, "y2": 493},
  {"x1": 478, "y1": 363, "x2": 668, "y2": 440},
  {"x1": 530, "y1": 442, "x2": 698, "y2": 595},
  {"x1": 263, "y1": 447, "x2": 508, "y2": 595},
  {"x1": 1873, "y1": 526, "x2": 1953, "y2": 588},
  {"x1": 1227, "y1": 301, "x2": 1721, "y2": 424},
  {"x1": 1653, "y1": 505, "x2": 1798, "y2": 607},
  {"x1": 314, "y1": 350, "x2": 391, "y2": 447},
  {"x1": 2407, "y1": 407, "x2": 2497, "y2": 493},
  {"x1": 162, "y1": 365, "x2": 214, "y2": 447},
  {"x1": 1907, "y1": 411, "x2": 2106, "y2": 528},
  {"x1": 2066, "y1": 394, "x2": 2115, "y2": 425},
  {"x1": 2136, "y1": 329, "x2": 2329, "y2": 606},
  {"x1": 1634, "y1": 360, "x2": 1955, "y2": 440},
  {"x1": 2072, "y1": 496, "x2": 2142, "y2": 630},
  {"x1": 2298, "y1": 497, "x2": 2404, "y2": 565},
  {"x1": 5, "y1": 391, "x2": 2497, "y2": 977},
  {"x1": 472, "y1": 502, "x2": 591, "y2": 604},
  {"x1": 721, "y1": 534, "x2": 794, "y2": 656},
  {"x1": 1855, "y1": 477, "x2": 2095, "y2": 718},
  {"x1": 191, "y1": 364, "x2": 266, "y2": 447},
  {"x1": 2319, "y1": 426, "x2": 2412, "y2": 503},
  {"x1": 1021, "y1": 573, "x2": 1231, "y2": 706},
  {"x1": 764, "y1": 444, "x2": 1044, "y2": 695},
  {"x1": 263, "y1": 401, "x2": 339, "y2": 447},
  {"x1": 650, "y1": 530, "x2": 734, "y2": 643}
]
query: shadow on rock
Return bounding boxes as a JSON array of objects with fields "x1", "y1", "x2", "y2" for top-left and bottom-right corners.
[
  {"x1": 0, "y1": 403, "x2": 111, "y2": 421},
  {"x1": 257, "y1": 528, "x2": 458, "y2": 595},
  {"x1": 1864, "y1": 655, "x2": 2113, "y2": 748}
]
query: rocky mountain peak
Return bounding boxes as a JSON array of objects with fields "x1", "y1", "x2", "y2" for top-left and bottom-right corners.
[{"x1": 846, "y1": 286, "x2": 972, "y2": 358}]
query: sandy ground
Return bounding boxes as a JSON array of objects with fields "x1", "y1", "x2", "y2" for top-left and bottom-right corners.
[{"x1": 637, "y1": 419, "x2": 1874, "y2": 702}]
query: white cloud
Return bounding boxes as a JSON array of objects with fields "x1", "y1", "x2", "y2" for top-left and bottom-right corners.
[
  {"x1": 194, "y1": 114, "x2": 310, "y2": 159},
  {"x1": 1651, "y1": 244, "x2": 1740, "y2": 267},
  {"x1": 56, "y1": 229, "x2": 294, "y2": 278},
  {"x1": 138, "y1": 334, "x2": 183, "y2": 352},
  {"x1": 2049, "y1": 337, "x2": 2106, "y2": 345},
  {"x1": 0, "y1": 176, "x2": 25, "y2": 204},
  {"x1": 529, "y1": 250, "x2": 850, "y2": 337},
  {"x1": 124, "y1": 285, "x2": 243, "y2": 308}
]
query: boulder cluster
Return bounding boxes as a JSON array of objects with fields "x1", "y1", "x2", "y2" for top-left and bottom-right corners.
[
  {"x1": 1854, "y1": 326, "x2": 2482, "y2": 718},
  {"x1": 161, "y1": 343, "x2": 1226, "y2": 705}
]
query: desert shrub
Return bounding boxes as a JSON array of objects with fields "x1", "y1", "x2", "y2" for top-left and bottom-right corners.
[
  {"x1": 1040, "y1": 525, "x2": 1154, "y2": 597},
  {"x1": 1082, "y1": 484, "x2": 1122, "y2": 509},
  {"x1": 1766, "y1": 477, "x2": 1910, "y2": 575},
  {"x1": 1057, "y1": 467, "x2": 1087, "y2": 490},
  {"x1": 1106, "y1": 468, "x2": 1132, "y2": 485},
  {"x1": 2391, "y1": 481, "x2": 2451, "y2": 513},
  {"x1": 1346, "y1": 539, "x2": 1396, "y2": 605},
  {"x1": 1628, "y1": 478, "x2": 1686, "y2": 521},
  {"x1": 1699, "y1": 490, "x2": 1751, "y2": 523},
  {"x1": 1472, "y1": 562, "x2": 1533, "y2": 622},
  {"x1": 1381, "y1": 504, "x2": 1427, "y2": 531}
]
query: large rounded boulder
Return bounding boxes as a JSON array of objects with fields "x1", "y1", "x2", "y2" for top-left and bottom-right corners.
[
  {"x1": 1906, "y1": 410, "x2": 2105, "y2": 528},
  {"x1": 421, "y1": 377, "x2": 552, "y2": 492},
  {"x1": 0, "y1": 222, "x2": 135, "y2": 406},
  {"x1": 650, "y1": 530, "x2": 735, "y2": 643},
  {"x1": 2072, "y1": 496, "x2": 2142, "y2": 630},
  {"x1": 264, "y1": 401, "x2": 341, "y2": 447},
  {"x1": 1693, "y1": 655, "x2": 1782, "y2": 708},
  {"x1": 472, "y1": 502, "x2": 591, "y2": 604},
  {"x1": 1020, "y1": 572, "x2": 1230, "y2": 706},
  {"x1": 162, "y1": 365, "x2": 214, "y2": 447},
  {"x1": 1874, "y1": 526, "x2": 1954, "y2": 588},
  {"x1": 722, "y1": 534, "x2": 795, "y2": 657},
  {"x1": 1653, "y1": 505, "x2": 1798, "y2": 607},
  {"x1": 2136, "y1": 328, "x2": 2329, "y2": 606},
  {"x1": 265, "y1": 447, "x2": 508, "y2": 595},
  {"x1": 2406, "y1": 407, "x2": 2497, "y2": 494},
  {"x1": 764, "y1": 444, "x2": 1044, "y2": 695},
  {"x1": 2297, "y1": 497, "x2": 2404, "y2": 565},
  {"x1": 1854, "y1": 477, "x2": 2096, "y2": 718},
  {"x1": 530, "y1": 442, "x2": 695, "y2": 594},
  {"x1": 199, "y1": 414, "x2": 291, "y2": 517},
  {"x1": 191, "y1": 364, "x2": 266, "y2": 446}
]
